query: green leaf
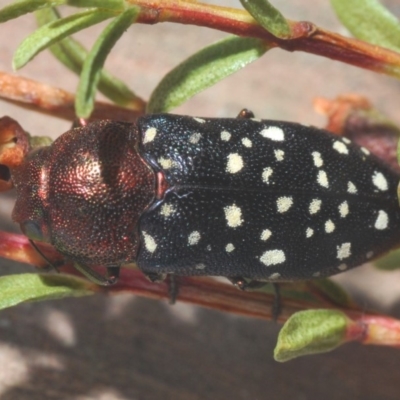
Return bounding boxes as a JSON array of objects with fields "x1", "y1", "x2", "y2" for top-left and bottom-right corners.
[
  {"x1": 147, "y1": 36, "x2": 269, "y2": 113},
  {"x1": 0, "y1": 0, "x2": 64, "y2": 23},
  {"x1": 67, "y1": 0, "x2": 125, "y2": 10},
  {"x1": 309, "y1": 278, "x2": 351, "y2": 307},
  {"x1": 374, "y1": 248, "x2": 400, "y2": 271},
  {"x1": 331, "y1": 0, "x2": 400, "y2": 52},
  {"x1": 35, "y1": 8, "x2": 142, "y2": 107},
  {"x1": 0, "y1": 273, "x2": 96, "y2": 310},
  {"x1": 274, "y1": 310, "x2": 349, "y2": 362},
  {"x1": 30, "y1": 135, "x2": 53, "y2": 148},
  {"x1": 13, "y1": 9, "x2": 115, "y2": 70},
  {"x1": 240, "y1": 0, "x2": 291, "y2": 38},
  {"x1": 76, "y1": 6, "x2": 139, "y2": 118}
]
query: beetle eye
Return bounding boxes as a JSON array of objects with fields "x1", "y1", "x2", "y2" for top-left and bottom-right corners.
[{"x1": 20, "y1": 221, "x2": 44, "y2": 242}]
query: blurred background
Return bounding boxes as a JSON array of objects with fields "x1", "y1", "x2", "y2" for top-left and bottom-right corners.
[{"x1": 1, "y1": 0, "x2": 400, "y2": 399}]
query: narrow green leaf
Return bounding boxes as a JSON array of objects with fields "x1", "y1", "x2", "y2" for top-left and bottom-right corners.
[
  {"x1": 274, "y1": 310, "x2": 349, "y2": 362},
  {"x1": 147, "y1": 36, "x2": 269, "y2": 114},
  {"x1": 240, "y1": 0, "x2": 291, "y2": 38},
  {"x1": 68, "y1": 0, "x2": 125, "y2": 10},
  {"x1": 13, "y1": 9, "x2": 115, "y2": 70},
  {"x1": 0, "y1": 0, "x2": 64, "y2": 23},
  {"x1": 0, "y1": 273, "x2": 96, "y2": 310},
  {"x1": 35, "y1": 8, "x2": 82, "y2": 74},
  {"x1": 331, "y1": 0, "x2": 400, "y2": 52},
  {"x1": 35, "y1": 8, "x2": 141, "y2": 106},
  {"x1": 76, "y1": 6, "x2": 139, "y2": 118}
]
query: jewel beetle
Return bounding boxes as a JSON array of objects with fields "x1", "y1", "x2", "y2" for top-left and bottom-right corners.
[{"x1": 10, "y1": 111, "x2": 400, "y2": 286}]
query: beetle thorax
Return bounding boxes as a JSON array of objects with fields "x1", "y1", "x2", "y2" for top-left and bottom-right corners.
[{"x1": 14, "y1": 121, "x2": 156, "y2": 267}]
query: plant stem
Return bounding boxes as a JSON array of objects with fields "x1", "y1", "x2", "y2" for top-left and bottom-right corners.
[
  {"x1": 129, "y1": 0, "x2": 400, "y2": 78},
  {"x1": 0, "y1": 71, "x2": 144, "y2": 122}
]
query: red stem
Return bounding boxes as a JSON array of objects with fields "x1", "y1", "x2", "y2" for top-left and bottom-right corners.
[
  {"x1": 0, "y1": 231, "x2": 380, "y2": 323},
  {"x1": 129, "y1": 0, "x2": 400, "y2": 78}
]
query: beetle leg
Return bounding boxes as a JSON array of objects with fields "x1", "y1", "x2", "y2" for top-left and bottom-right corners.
[
  {"x1": 228, "y1": 277, "x2": 281, "y2": 320},
  {"x1": 73, "y1": 263, "x2": 120, "y2": 286},
  {"x1": 228, "y1": 276, "x2": 247, "y2": 289},
  {"x1": 144, "y1": 272, "x2": 167, "y2": 283},
  {"x1": 167, "y1": 275, "x2": 178, "y2": 305},
  {"x1": 106, "y1": 266, "x2": 120, "y2": 283},
  {"x1": 236, "y1": 109, "x2": 255, "y2": 119},
  {"x1": 271, "y1": 283, "x2": 281, "y2": 321},
  {"x1": 228, "y1": 276, "x2": 266, "y2": 290},
  {"x1": 144, "y1": 273, "x2": 178, "y2": 304}
]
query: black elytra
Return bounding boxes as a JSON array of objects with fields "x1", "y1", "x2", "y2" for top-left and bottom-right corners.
[{"x1": 10, "y1": 112, "x2": 400, "y2": 285}]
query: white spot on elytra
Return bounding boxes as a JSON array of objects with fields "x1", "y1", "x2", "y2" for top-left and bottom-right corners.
[
  {"x1": 312, "y1": 151, "x2": 323, "y2": 167},
  {"x1": 361, "y1": 147, "x2": 370, "y2": 155},
  {"x1": 160, "y1": 203, "x2": 176, "y2": 218},
  {"x1": 225, "y1": 243, "x2": 235, "y2": 252},
  {"x1": 262, "y1": 167, "x2": 273, "y2": 184},
  {"x1": 188, "y1": 231, "x2": 201, "y2": 245},
  {"x1": 366, "y1": 251, "x2": 373, "y2": 259},
  {"x1": 242, "y1": 138, "x2": 252, "y2": 147},
  {"x1": 260, "y1": 249, "x2": 286, "y2": 266},
  {"x1": 274, "y1": 149, "x2": 285, "y2": 161},
  {"x1": 338, "y1": 263, "x2": 347, "y2": 271},
  {"x1": 207, "y1": 245, "x2": 212, "y2": 251},
  {"x1": 342, "y1": 137, "x2": 351, "y2": 144},
  {"x1": 143, "y1": 231, "x2": 157, "y2": 253},
  {"x1": 226, "y1": 153, "x2": 244, "y2": 174},
  {"x1": 372, "y1": 171, "x2": 388, "y2": 191},
  {"x1": 338, "y1": 201, "x2": 349, "y2": 218},
  {"x1": 337, "y1": 242, "x2": 351, "y2": 260},
  {"x1": 224, "y1": 204, "x2": 243, "y2": 228},
  {"x1": 317, "y1": 170, "x2": 329, "y2": 188},
  {"x1": 251, "y1": 118, "x2": 261, "y2": 122},
  {"x1": 195, "y1": 264, "x2": 206, "y2": 270},
  {"x1": 325, "y1": 219, "x2": 335, "y2": 233},
  {"x1": 143, "y1": 127, "x2": 157, "y2": 144},
  {"x1": 347, "y1": 181, "x2": 357, "y2": 194},
  {"x1": 220, "y1": 130, "x2": 231, "y2": 141},
  {"x1": 158, "y1": 157, "x2": 176, "y2": 169},
  {"x1": 306, "y1": 228, "x2": 314, "y2": 238},
  {"x1": 260, "y1": 126, "x2": 285, "y2": 141},
  {"x1": 309, "y1": 199, "x2": 322, "y2": 214},
  {"x1": 313, "y1": 271, "x2": 321, "y2": 277},
  {"x1": 261, "y1": 229, "x2": 272, "y2": 241},
  {"x1": 194, "y1": 117, "x2": 205, "y2": 124},
  {"x1": 269, "y1": 272, "x2": 281, "y2": 280},
  {"x1": 375, "y1": 210, "x2": 388, "y2": 230},
  {"x1": 277, "y1": 196, "x2": 293, "y2": 213},
  {"x1": 189, "y1": 132, "x2": 202, "y2": 144},
  {"x1": 333, "y1": 141, "x2": 349, "y2": 154}
]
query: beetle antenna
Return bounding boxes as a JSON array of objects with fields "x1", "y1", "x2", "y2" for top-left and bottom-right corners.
[
  {"x1": 29, "y1": 239, "x2": 60, "y2": 273},
  {"x1": 73, "y1": 263, "x2": 120, "y2": 286}
]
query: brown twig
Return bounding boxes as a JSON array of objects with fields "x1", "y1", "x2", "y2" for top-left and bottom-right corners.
[{"x1": 0, "y1": 71, "x2": 143, "y2": 122}]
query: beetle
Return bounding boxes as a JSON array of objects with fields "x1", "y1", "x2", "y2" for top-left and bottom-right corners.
[{"x1": 9, "y1": 111, "x2": 400, "y2": 286}]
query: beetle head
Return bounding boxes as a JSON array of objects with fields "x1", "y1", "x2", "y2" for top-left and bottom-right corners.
[{"x1": 12, "y1": 146, "x2": 52, "y2": 243}]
